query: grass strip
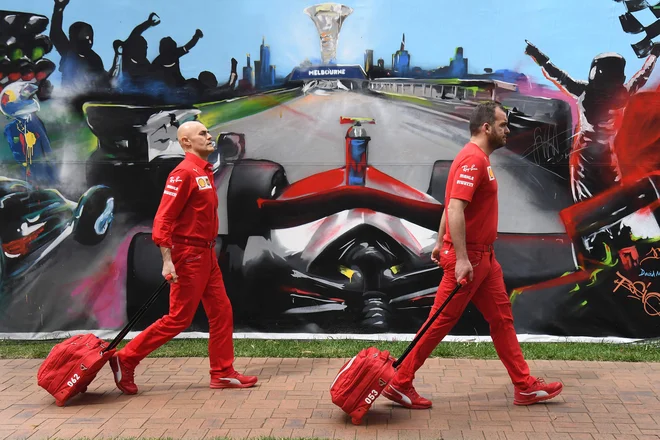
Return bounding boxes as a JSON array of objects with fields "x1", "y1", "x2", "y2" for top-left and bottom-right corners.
[{"x1": 1, "y1": 338, "x2": 659, "y2": 362}]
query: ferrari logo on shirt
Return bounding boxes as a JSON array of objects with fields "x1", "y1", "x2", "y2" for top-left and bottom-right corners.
[
  {"x1": 487, "y1": 166, "x2": 495, "y2": 181},
  {"x1": 196, "y1": 176, "x2": 212, "y2": 190}
]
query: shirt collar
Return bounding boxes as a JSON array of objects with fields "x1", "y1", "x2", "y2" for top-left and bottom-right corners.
[
  {"x1": 467, "y1": 142, "x2": 488, "y2": 159},
  {"x1": 185, "y1": 152, "x2": 213, "y2": 171}
]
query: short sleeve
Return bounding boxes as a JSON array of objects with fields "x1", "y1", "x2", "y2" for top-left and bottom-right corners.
[{"x1": 449, "y1": 154, "x2": 486, "y2": 203}]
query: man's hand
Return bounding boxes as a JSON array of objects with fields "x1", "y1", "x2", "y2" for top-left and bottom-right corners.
[
  {"x1": 162, "y1": 260, "x2": 178, "y2": 283},
  {"x1": 524, "y1": 40, "x2": 549, "y2": 66},
  {"x1": 195, "y1": 29, "x2": 204, "y2": 39},
  {"x1": 112, "y1": 39, "x2": 122, "y2": 54},
  {"x1": 455, "y1": 256, "x2": 473, "y2": 284},
  {"x1": 431, "y1": 243, "x2": 442, "y2": 266},
  {"x1": 149, "y1": 12, "x2": 161, "y2": 26}
]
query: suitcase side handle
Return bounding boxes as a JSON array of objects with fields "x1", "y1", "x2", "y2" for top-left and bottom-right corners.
[
  {"x1": 103, "y1": 274, "x2": 173, "y2": 353},
  {"x1": 392, "y1": 279, "x2": 466, "y2": 369}
]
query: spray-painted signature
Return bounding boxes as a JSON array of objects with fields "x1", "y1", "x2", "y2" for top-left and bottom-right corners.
[
  {"x1": 613, "y1": 271, "x2": 660, "y2": 317},
  {"x1": 640, "y1": 247, "x2": 660, "y2": 265},
  {"x1": 640, "y1": 268, "x2": 660, "y2": 277}
]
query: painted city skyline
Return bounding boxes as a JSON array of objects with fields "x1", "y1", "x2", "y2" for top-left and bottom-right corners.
[{"x1": 11, "y1": 0, "x2": 659, "y2": 90}]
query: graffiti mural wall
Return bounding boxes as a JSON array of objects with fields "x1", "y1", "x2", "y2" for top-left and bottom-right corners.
[{"x1": 1, "y1": 0, "x2": 660, "y2": 338}]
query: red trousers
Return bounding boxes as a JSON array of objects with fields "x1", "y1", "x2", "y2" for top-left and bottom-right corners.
[
  {"x1": 394, "y1": 241, "x2": 534, "y2": 388},
  {"x1": 120, "y1": 243, "x2": 235, "y2": 376}
]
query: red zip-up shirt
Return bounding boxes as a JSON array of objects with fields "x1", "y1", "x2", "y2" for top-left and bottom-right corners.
[{"x1": 152, "y1": 152, "x2": 219, "y2": 248}]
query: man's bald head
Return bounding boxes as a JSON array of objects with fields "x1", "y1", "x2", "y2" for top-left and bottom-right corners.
[
  {"x1": 177, "y1": 120, "x2": 205, "y2": 146},
  {"x1": 177, "y1": 120, "x2": 214, "y2": 159}
]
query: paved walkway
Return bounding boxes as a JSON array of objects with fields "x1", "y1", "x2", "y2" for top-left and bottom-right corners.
[{"x1": 1, "y1": 357, "x2": 659, "y2": 440}]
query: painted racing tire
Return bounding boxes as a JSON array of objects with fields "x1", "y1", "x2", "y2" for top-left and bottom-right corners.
[
  {"x1": 73, "y1": 186, "x2": 115, "y2": 246},
  {"x1": 226, "y1": 159, "x2": 289, "y2": 244},
  {"x1": 427, "y1": 159, "x2": 452, "y2": 202}
]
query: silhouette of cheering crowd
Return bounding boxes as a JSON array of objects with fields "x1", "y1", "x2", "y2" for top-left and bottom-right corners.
[{"x1": 49, "y1": 0, "x2": 237, "y2": 101}]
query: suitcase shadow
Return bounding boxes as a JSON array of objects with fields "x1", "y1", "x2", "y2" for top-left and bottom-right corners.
[{"x1": 51, "y1": 390, "x2": 129, "y2": 407}]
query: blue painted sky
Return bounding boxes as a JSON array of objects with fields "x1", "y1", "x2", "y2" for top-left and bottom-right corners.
[{"x1": 14, "y1": 0, "x2": 660, "y2": 88}]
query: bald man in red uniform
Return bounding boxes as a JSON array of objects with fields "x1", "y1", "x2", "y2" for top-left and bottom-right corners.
[
  {"x1": 110, "y1": 121, "x2": 258, "y2": 394},
  {"x1": 382, "y1": 101, "x2": 563, "y2": 408}
]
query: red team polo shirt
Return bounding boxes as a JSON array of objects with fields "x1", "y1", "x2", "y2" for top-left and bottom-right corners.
[
  {"x1": 443, "y1": 142, "x2": 498, "y2": 246},
  {"x1": 152, "y1": 152, "x2": 219, "y2": 248}
]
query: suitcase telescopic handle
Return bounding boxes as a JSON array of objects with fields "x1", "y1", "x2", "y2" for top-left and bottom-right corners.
[
  {"x1": 103, "y1": 274, "x2": 173, "y2": 353},
  {"x1": 393, "y1": 279, "x2": 466, "y2": 369}
]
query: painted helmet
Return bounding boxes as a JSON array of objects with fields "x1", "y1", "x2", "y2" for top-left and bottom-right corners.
[{"x1": 0, "y1": 80, "x2": 39, "y2": 117}]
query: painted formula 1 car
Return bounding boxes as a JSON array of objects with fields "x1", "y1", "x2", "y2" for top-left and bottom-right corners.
[
  {"x1": 125, "y1": 116, "x2": 577, "y2": 333},
  {"x1": 0, "y1": 177, "x2": 114, "y2": 290}
]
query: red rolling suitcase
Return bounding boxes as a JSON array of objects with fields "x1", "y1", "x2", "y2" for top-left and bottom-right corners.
[
  {"x1": 330, "y1": 280, "x2": 465, "y2": 425},
  {"x1": 37, "y1": 276, "x2": 171, "y2": 407}
]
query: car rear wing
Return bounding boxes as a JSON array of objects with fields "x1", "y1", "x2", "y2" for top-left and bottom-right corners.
[{"x1": 339, "y1": 116, "x2": 375, "y2": 125}]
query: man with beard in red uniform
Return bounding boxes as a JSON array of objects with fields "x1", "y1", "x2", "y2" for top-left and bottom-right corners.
[
  {"x1": 110, "y1": 120, "x2": 258, "y2": 394},
  {"x1": 382, "y1": 101, "x2": 563, "y2": 408}
]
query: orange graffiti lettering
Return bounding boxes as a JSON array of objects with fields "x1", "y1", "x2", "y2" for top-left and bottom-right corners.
[
  {"x1": 639, "y1": 247, "x2": 660, "y2": 265},
  {"x1": 612, "y1": 271, "x2": 660, "y2": 317}
]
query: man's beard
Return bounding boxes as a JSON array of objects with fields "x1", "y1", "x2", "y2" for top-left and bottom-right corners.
[{"x1": 490, "y1": 133, "x2": 506, "y2": 149}]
